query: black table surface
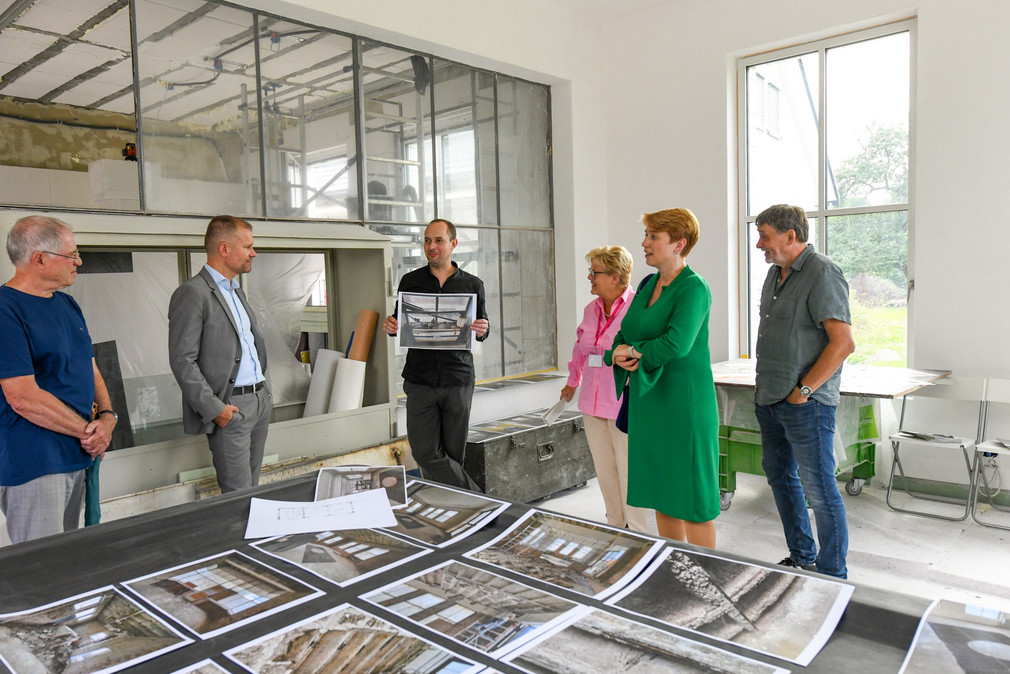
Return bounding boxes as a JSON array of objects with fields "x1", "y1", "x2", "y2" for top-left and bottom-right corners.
[{"x1": 0, "y1": 473, "x2": 931, "y2": 673}]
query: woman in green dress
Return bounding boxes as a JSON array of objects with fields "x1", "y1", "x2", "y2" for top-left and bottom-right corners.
[{"x1": 607, "y1": 208, "x2": 720, "y2": 547}]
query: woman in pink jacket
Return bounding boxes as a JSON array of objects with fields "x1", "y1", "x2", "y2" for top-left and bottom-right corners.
[{"x1": 561, "y1": 246, "x2": 652, "y2": 532}]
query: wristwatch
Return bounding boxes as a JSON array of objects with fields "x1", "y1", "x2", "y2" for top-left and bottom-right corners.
[
  {"x1": 798, "y1": 383, "x2": 813, "y2": 397},
  {"x1": 97, "y1": 409, "x2": 118, "y2": 421}
]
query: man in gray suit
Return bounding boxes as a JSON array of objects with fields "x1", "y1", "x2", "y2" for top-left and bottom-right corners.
[{"x1": 168, "y1": 215, "x2": 271, "y2": 492}]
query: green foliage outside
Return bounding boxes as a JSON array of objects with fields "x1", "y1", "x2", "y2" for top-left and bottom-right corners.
[
  {"x1": 849, "y1": 302, "x2": 906, "y2": 366},
  {"x1": 828, "y1": 123, "x2": 909, "y2": 366}
]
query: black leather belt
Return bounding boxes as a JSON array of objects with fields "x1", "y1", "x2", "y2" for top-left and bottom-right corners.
[{"x1": 232, "y1": 382, "x2": 264, "y2": 395}]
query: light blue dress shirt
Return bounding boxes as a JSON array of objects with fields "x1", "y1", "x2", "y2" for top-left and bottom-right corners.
[{"x1": 204, "y1": 264, "x2": 263, "y2": 387}]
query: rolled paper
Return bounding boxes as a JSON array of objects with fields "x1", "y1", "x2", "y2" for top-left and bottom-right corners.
[
  {"x1": 328, "y1": 357, "x2": 367, "y2": 412},
  {"x1": 302, "y1": 349, "x2": 343, "y2": 417}
]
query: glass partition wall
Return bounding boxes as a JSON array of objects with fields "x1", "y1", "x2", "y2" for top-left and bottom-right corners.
[{"x1": 1, "y1": 0, "x2": 556, "y2": 445}]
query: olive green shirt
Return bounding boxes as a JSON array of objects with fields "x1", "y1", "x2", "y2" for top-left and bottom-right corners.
[{"x1": 755, "y1": 245, "x2": 851, "y2": 407}]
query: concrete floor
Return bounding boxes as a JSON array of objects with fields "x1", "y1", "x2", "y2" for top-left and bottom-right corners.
[{"x1": 536, "y1": 472, "x2": 1010, "y2": 613}]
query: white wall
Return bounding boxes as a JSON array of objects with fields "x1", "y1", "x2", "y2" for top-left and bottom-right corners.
[{"x1": 603, "y1": 0, "x2": 1010, "y2": 379}]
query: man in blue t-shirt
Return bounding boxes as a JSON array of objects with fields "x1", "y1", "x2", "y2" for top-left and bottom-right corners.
[{"x1": 0, "y1": 215, "x2": 117, "y2": 544}]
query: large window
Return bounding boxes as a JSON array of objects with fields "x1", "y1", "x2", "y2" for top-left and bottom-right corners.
[{"x1": 739, "y1": 22, "x2": 912, "y2": 366}]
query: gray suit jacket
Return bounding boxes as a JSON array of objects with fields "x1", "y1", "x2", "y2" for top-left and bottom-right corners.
[{"x1": 168, "y1": 267, "x2": 268, "y2": 435}]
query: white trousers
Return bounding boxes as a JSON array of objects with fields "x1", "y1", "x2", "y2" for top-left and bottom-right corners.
[{"x1": 582, "y1": 414, "x2": 652, "y2": 532}]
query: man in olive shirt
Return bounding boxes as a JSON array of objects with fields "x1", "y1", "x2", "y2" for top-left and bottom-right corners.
[{"x1": 753, "y1": 204, "x2": 855, "y2": 579}]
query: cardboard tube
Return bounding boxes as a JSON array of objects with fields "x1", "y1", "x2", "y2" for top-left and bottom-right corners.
[{"x1": 348, "y1": 309, "x2": 379, "y2": 362}]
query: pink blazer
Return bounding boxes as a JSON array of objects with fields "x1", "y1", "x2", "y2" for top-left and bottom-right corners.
[{"x1": 565, "y1": 286, "x2": 634, "y2": 419}]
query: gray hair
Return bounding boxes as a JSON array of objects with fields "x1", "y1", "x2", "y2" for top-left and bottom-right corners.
[
  {"x1": 7, "y1": 215, "x2": 72, "y2": 266},
  {"x1": 755, "y1": 204, "x2": 809, "y2": 243}
]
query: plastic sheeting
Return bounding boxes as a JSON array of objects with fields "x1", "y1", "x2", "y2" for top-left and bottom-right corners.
[{"x1": 66, "y1": 250, "x2": 326, "y2": 447}]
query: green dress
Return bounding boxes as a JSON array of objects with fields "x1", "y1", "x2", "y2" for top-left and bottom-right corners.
[{"x1": 606, "y1": 266, "x2": 720, "y2": 522}]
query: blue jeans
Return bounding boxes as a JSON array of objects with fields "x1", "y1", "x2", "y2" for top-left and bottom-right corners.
[{"x1": 755, "y1": 399, "x2": 848, "y2": 579}]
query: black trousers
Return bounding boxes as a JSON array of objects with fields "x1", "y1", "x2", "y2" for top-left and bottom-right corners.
[{"x1": 403, "y1": 380, "x2": 480, "y2": 491}]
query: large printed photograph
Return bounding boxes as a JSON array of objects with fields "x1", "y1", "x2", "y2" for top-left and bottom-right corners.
[
  {"x1": 396, "y1": 292, "x2": 476, "y2": 350},
  {"x1": 606, "y1": 547, "x2": 853, "y2": 666}
]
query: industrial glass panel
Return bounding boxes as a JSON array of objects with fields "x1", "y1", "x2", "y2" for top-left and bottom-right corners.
[
  {"x1": 457, "y1": 226, "x2": 503, "y2": 382},
  {"x1": 827, "y1": 212, "x2": 907, "y2": 366},
  {"x1": 500, "y1": 229, "x2": 556, "y2": 374},
  {"x1": 358, "y1": 40, "x2": 433, "y2": 222},
  {"x1": 134, "y1": 0, "x2": 262, "y2": 216},
  {"x1": 432, "y1": 61, "x2": 497, "y2": 225},
  {"x1": 825, "y1": 32, "x2": 910, "y2": 210},
  {"x1": 0, "y1": 0, "x2": 137, "y2": 210},
  {"x1": 65, "y1": 250, "x2": 181, "y2": 448},
  {"x1": 254, "y1": 19, "x2": 358, "y2": 219},
  {"x1": 497, "y1": 76, "x2": 552, "y2": 228},
  {"x1": 746, "y1": 53, "x2": 819, "y2": 214}
]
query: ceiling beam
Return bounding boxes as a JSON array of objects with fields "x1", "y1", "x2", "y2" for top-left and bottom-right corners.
[
  {"x1": 0, "y1": 0, "x2": 128, "y2": 92},
  {"x1": 0, "y1": 0, "x2": 35, "y2": 34}
]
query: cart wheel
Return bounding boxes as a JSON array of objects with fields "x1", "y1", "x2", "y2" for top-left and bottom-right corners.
[
  {"x1": 845, "y1": 479, "x2": 864, "y2": 496},
  {"x1": 720, "y1": 491, "x2": 734, "y2": 511}
]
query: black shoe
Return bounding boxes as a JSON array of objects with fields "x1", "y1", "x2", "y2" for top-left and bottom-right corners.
[{"x1": 777, "y1": 556, "x2": 817, "y2": 572}]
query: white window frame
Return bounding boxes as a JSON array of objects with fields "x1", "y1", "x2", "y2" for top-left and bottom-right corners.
[{"x1": 736, "y1": 19, "x2": 916, "y2": 358}]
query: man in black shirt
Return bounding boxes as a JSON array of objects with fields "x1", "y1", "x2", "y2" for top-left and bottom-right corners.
[{"x1": 383, "y1": 219, "x2": 490, "y2": 490}]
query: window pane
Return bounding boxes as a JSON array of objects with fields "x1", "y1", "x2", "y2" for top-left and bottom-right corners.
[
  {"x1": 826, "y1": 32, "x2": 909, "y2": 209},
  {"x1": 134, "y1": 0, "x2": 261, "y2": 216},
  {"x1": 432, "y1": 62, "x2": 497, "y2": 225},
  {"x1": 500, "y1": 229, "x2": 556, "y2": 374},
  {"x1": 254, "y1": 20, "x2": 357, "y2": 219},
  {"x1": 827, "y1": 212, "x2": 907, "y2": 366},
  {"x1": 746, "y1": 53, "x2": 819, "y2": 214},
  {"x1": 498, "y1": 77, "x2": 552, "y2": 228},
  {"x1": 65, "y1": 251, "x2": 182, "y2": 448},
  {"x1": 359, "y1": 41, "x2": 433, "y2": 222},
  {"x1": 457, "y1": 227, "x2": 503, "y2": 381},
  {"x1": 0, "y1": 2, "x2": 137, "y2": 211}
]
